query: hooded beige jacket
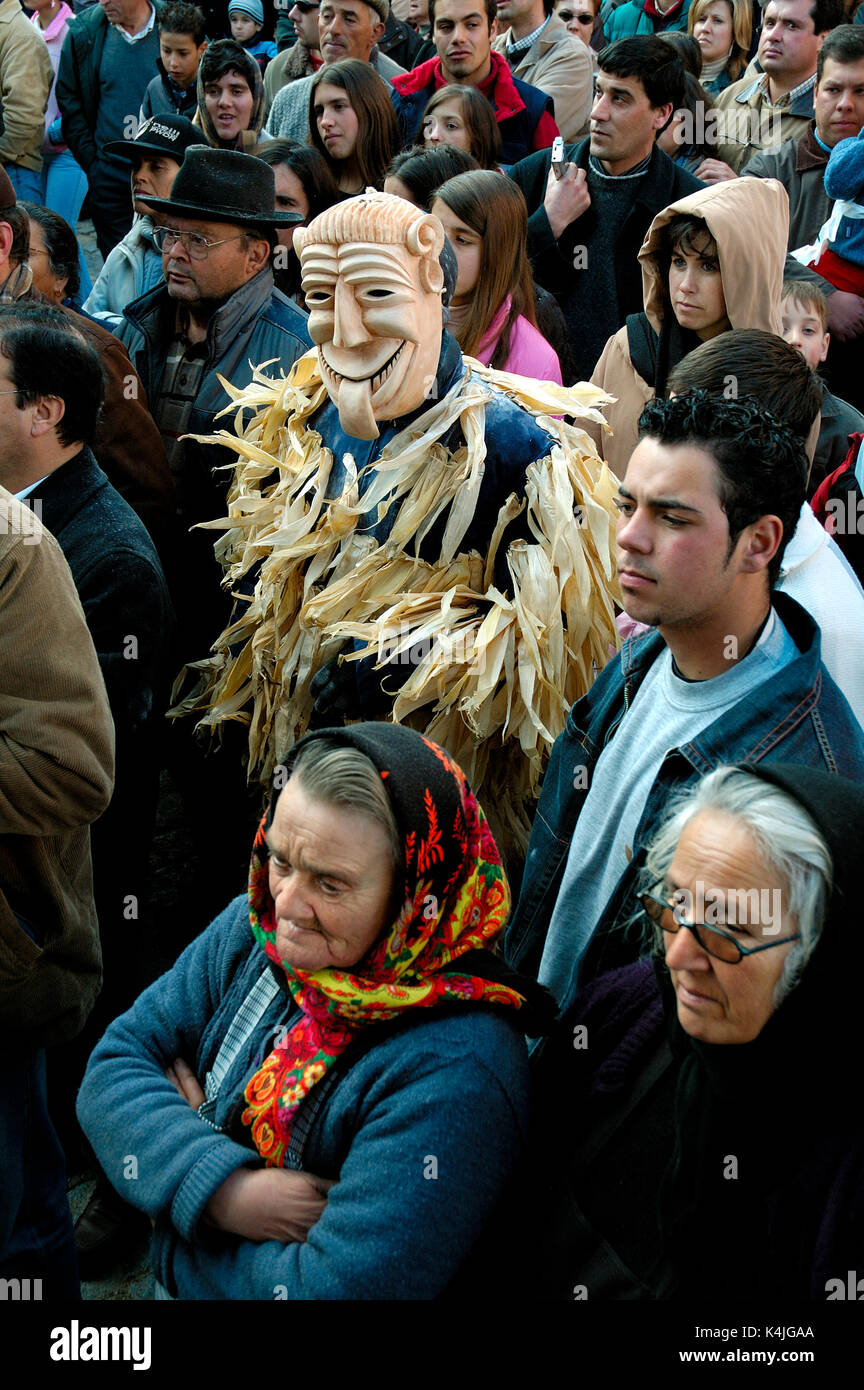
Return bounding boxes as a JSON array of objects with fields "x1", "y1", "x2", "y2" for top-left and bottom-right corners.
[{"x1": 589, "y1": 177, "x2": 790, "y2": 476}]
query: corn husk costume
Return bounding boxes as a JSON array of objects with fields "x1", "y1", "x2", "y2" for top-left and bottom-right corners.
[{"x1": 173, "y1": 192, "x2": 622, "y2": 862}]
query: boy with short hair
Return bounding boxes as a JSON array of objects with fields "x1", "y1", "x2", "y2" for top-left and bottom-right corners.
[
  {"x1": 229, "y1": 0, "x2": 278, "y2": 73},
  {"x1": 140, "y1": 2, "x2": 208, "y2": 121},
  {"x1": 781, "y1": 279, "x2": 830, "y2": 371},
  {"x1": 781, "y1": 278, "x2": 864, "y2": 491}
]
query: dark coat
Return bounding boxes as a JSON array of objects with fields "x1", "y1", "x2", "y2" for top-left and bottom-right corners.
[
  {"x1": 58, "y1": 299, "x2": 177, "y2": 551},
  {"x1": 31, "y1": 448, "x2": 174, "y2": 1054},
  {"x1": 378, "y1": 10, "x2": 423, "y2": 71},
  {"x1": 812, "y1": 433, "x2": 864, "y2": 587},
  {"x1": 119, "y1": 268, "x2": 311, "y2": 654},
  {"x1": 507, "y1": 140, "x2": 703, "y2": 375},
  {"x1": 32, "y1": 448, "x2": 173, "y2": 754},
  {"x1": 56, "y1": 0, "x2": 164, "y2": 173},
  {"x1": 814, "y1": 387, "x2": 864, "y2": 495},
  {"x1": 744, "y1": 123, "x2": 830, "y2": 253},
  {"x1": 140, "y1": 63, "x2": 199, "y2": 121}
]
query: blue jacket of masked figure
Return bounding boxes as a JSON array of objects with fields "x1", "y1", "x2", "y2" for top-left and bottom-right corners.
[
  {"x1": 311, "y1": 330, "x2": 555, "y2": 712},
  {"x1": 504, "y1": 591, "x2": 864, "y2": 1005}
]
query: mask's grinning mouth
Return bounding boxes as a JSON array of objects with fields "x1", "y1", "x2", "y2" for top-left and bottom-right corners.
[{"x1": 322, "y1": 342, "x2": 406, "y2": 391}]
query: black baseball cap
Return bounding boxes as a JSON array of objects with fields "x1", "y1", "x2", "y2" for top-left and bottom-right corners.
[{"x1": 105, "y1": 114, "x2": 201, "y2": 164}]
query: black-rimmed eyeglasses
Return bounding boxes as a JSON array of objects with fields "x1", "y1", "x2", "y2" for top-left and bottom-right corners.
[{"x1": 640, "y1": 891, "x2": 799, "y2": 965}]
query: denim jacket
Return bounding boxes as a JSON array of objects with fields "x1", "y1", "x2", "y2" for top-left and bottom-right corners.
[{"x1": 505, "y1": 592, "x2": 864, "y2": 999}]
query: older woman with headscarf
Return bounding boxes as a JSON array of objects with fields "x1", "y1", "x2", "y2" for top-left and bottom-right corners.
[
  {"x1": 485, "y1": 762, "x2": 864, "y2": 1301},
  {"x1": 77, "y1": 724, "x2": 551, "y2": 1299},
  {"x1": 196, "y1": 39, "x2": 265, "y2": 152}
]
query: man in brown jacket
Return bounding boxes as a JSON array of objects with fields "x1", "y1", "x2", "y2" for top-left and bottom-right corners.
[
  {"x1": 0, "y1": 487, "x2": 114, "y2": 1299},
  {"x1": 493, "y1": 0, "x2": 593, "y2": 140},
  {"x1": 700, "y1": 0, "x2": 845, "y2": 177}
]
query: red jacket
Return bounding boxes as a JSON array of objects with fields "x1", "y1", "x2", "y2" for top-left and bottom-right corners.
[
  {"x1": 811, "y1": 431, "x2": 864, "y2": 587},
  {"x1": 390, "y1": 52, "x2": 559, "y2": 164}
]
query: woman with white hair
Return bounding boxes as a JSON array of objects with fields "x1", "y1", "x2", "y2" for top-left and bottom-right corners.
[{"x1": 486, "y1": 763, "x2": 864, "y2": 1300}]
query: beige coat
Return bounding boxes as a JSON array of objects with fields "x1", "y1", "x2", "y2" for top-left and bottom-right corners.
[
  {"x1": 590, "y1": 177, "x2": 789, "y2": 475},
  {"x1": 0, "y1": 0, "x2": 54, "y2": 171},
  {"x1": 713, "y1": 72, "x2": 815, "y2": 173},
  {"x1": 0, "y1": 491, "x2": 114, "y2": 1047},
  {"x1": 493, "y1": 14, "x2": 593, "y2": 142}
]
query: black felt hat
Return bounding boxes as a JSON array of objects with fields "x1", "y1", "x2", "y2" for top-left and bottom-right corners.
[{"x1": 137, "y1": 144, "x2": 302, "y2": 227}]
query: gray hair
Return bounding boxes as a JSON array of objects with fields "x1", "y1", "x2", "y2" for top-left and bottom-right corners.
[
  {"x1": 638, "y1": 766, "x2": 833, "y2": 1007},
  {"x1": 283, "y1": 736, "x2": 401, "y2": 869}
]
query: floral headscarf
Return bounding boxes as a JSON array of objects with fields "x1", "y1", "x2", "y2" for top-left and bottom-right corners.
[{"x1": 242, "y1": 723, "x2": 528, "y2": 1166}]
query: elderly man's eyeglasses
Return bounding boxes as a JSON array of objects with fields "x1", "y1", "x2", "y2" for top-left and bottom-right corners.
[
  {"x1": 154, "y1": 227, "x2": 248, "y2": 259},
  {"x1": 640, "y1": 891, "x2": 800, "y2": 965}
]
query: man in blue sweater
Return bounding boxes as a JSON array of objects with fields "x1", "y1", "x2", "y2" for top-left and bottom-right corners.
[{"x1": 56, "y1": 0, "x2": 163, "y2": 258}]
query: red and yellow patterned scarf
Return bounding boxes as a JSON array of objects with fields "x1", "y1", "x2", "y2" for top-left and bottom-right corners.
[{"x1": 242, "y1": 725, "x2": 526, "y2": 1166}]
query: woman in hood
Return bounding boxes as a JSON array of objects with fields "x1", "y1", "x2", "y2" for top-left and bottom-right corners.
[
  {"x1": 589, "y1": 177, "x2": 789, "y2": 474},
  {"x1": 513, "y1": 762, "x2": 864, "y2": 1300},
  {"x1": 196, "y1": 39, "x2": 265, "y2": 152}
]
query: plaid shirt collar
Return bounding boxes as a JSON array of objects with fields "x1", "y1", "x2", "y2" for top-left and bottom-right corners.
[
  {"x1": 507, "y1": 14, "x2": 550, "y2": 59},
  {"x1": 758, "y1": 70, "x2": 815, "y2": 109}
]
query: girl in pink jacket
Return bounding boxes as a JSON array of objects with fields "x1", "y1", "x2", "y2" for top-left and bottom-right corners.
[{"x1": 431, "y1": 169, "x2": 563, "y2": 383}]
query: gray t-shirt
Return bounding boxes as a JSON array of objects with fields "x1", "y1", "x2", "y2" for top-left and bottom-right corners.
[{"x1": 538, "y1": 609, "x2": 800, "y2": 1009}]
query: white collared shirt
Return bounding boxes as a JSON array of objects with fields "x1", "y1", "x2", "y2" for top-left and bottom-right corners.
[{"x1": 114, "y1": 4, "x2": 156, "y2": 44}]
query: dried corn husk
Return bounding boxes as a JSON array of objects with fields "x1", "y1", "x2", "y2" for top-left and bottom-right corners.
[{"x1": 172, "y1": 348, "x2": 621, "y2": 863}]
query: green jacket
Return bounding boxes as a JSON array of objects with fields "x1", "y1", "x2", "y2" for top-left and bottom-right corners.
[{"x1": 604, "y1": 0, "x2": 693, "y2": 40}]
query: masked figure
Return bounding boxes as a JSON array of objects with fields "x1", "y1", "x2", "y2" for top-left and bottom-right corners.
[{"x1": 179, "y1": 190, "x2": 621, "y2": 863}]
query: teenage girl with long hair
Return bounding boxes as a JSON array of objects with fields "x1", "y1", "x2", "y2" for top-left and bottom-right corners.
[
  {"x1": 420, "y1": 85, "x2": 501, "y2": 171},
  {"x1": 431, "y1": 170, "x2": 562, "y2": 381},
  {"x1": 308, "y1": 59, "x2": 401, "y2": 194},
  {"x1": 257, "y1": 138, "x2": 342, "y2": 302}
]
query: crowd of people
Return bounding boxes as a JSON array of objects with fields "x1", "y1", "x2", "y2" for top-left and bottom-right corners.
[{"x1": 2, "y1": 0, "x2": 864, "y2": 1307}]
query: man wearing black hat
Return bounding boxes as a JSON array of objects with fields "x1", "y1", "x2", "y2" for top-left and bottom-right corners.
[
  {"x1": 117, "y1": 143, "x2": 311, "y2": 658},
  {"x1": 85, "y1": 114, "x2": 200, "y2": 331}
]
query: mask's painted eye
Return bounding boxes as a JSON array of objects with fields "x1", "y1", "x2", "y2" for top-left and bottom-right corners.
[
  {"x1": 305, "y1": 289, "x2": 333, "y2": 305},
  {"x1": 364, "y1": 288, "x2": 395, "y2": 299}
]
